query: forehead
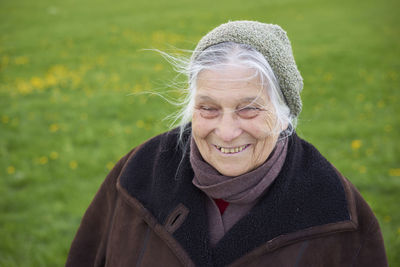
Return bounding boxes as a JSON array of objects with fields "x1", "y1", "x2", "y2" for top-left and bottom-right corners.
[{"x1": 195, "y1": 66, "x2": 268, "y2": 103}]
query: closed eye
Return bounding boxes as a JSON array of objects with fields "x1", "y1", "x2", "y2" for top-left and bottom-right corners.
[
  {"x1": 198, "y1": 106, "x2": 219, "y2": 119},
  {"x1": 236, "y1": 106, "x2": 262, "y2": 119}
]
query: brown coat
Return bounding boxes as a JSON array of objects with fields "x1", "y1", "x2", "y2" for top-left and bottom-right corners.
[{"x1": 66, "y1": 129, "x2": 387, "y2": 267}]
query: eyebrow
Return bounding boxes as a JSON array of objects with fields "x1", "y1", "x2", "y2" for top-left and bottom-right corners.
[
  {"x1": 196, "y1": 95, "x2": 215, "y2": 102},
  {"x1": 195, "y1": 95, "x2": 262, "y2": 103},
  {"x1": 240, "y1": 97, "x2": 261, "y2": 103}
]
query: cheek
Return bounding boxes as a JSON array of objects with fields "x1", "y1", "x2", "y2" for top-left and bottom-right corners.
[
  {"x1": 242, "y1": 119, "x2": 272, "y2": 139},
  {"x1": 253, "y1": 112, "x2": 278, "y2": 136},
  {"x1": 192, "y1": 112, "x2": 214, "y2": 139}
]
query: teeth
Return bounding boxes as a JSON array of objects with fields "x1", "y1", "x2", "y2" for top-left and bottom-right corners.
[{"x1": 217, "y1": 145, "x2": 247, "y2": 154}]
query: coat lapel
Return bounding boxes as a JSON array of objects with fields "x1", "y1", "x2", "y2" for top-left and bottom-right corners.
[{"x1": 120, "y1": 129, "x2": 214, "y2": 266}]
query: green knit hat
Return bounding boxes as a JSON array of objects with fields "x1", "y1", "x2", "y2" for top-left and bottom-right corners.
[{"x1": 192, "y1": 20, "x2": 303, "y2": 118}]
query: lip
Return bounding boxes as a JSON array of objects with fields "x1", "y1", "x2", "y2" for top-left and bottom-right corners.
[{"x1": 213, "y1": 144, "x2": 251, "y2": 155}]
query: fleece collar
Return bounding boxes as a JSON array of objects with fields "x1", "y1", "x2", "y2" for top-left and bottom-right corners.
[{"x1": 118, "y1": 128, "x2": 356, "y2": 267}]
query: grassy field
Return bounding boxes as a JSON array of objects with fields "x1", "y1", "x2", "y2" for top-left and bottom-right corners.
[{"x1": 1, "y1": 0, "x2": 399, "y2": 265}]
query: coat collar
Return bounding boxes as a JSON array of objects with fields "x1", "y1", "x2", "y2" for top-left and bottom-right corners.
[{"x1": 118, "y1": 128, "x2": 358, "y2": 267}]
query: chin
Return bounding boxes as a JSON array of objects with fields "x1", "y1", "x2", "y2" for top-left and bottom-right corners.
[{"x1": 215, "y1": 165, "x2": 249, "y2": 177}]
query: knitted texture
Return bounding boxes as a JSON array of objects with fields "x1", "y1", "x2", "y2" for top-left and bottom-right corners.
[{"x1": 192, "y1": 20, "x2": 303, "y2": 118}]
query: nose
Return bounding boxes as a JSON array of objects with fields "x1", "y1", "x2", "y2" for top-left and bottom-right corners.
[{"x1": 215, "y1": 112, "x2": 242, "y2": 142}]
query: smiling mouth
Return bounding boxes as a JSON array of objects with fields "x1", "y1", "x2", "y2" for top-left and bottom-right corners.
[{"x1": 214, "y1": 144, "x2": 250, "y2": 154}]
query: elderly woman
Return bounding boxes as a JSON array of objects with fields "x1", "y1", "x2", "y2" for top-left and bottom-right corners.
[{"x1": 66, "y1": 21, "x2": 387, "y2": 266}]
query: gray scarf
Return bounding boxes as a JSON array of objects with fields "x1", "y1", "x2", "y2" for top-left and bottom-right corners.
[{"x1": 191, "y1": 137, "x2": 288, "y2": 204}]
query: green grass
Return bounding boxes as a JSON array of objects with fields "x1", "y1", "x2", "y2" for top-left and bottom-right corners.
[{"x1": 1, "y1": 0, "x2": 399, "y2": 265}]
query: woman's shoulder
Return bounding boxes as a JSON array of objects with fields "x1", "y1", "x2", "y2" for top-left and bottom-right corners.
[
  {"x1": 285, "y1": 133, "x2": 342, "y2": 183},
  {"x1": 100, "y1": 127, "x2": 185, "y2": 188},
  {"x1": 116, "y1": 126, "x2": 192, "y2": 194},
  {"x1": 287, "y1": 134, "x2": 363, "y2": 204},
  {"x1": 124, "y1": 126, "x2": 187, "y2": 166},
  {"x1": 117, "y1": 126, "x2": 185, "y2": 164},
  {"x1": 284, "y1": 133, "x2": 378, "y2": 226}
]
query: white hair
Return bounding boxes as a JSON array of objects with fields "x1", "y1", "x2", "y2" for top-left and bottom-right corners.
[{"x1": 155, "y1": 42, "x2": 296, "y2": 147}]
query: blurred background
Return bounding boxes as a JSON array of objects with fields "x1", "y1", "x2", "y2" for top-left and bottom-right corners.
[{"x1": 0, "y1": 0, "x2": 399, "y2": 265}]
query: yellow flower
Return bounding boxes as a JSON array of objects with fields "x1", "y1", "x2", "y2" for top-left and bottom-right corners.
[
  {"x1": 1, "y1": 115, "x2": 9, "y2": 124},
  {"x1": 106, "y1": 161, "x2": 114, "y2": 170},
  {"x1": 45, "y1": 74, "x2": 57, "y2": 87},
  {"x1": 397, "y1": 227, "x2": 400, "y2": 235},
  {"x1": 111, "y1": 25, "x2": 118, "y2": 33},
  {"x1": 31, "y1": 77, "x2": 44, "y2": 90},
  {"x1": 14, "y1": 56, "x2": 29, "y2": 65},
  {"x1": 388, "y1": 71, "x2": 398, "y2": 81},
  {"x1": 323, "y1": 73, "x2": 333, "y2": 81},
  {"x1": 96, "y1": 56, "x2": 105, "y2": 66},
  {"x1": 377, "y1": 100, "x2": 385, "y2": 108},
  {"x1": 365, "y1": 75, "x2": 374, "y2": 83},
  {"x1": 136, "y1": 120, "x2": 145, "y2": 128},
  {"x1": 384, "y1": 125, "x2": 392, "y2": 133},
  {"x1": 62, "y1": 95, "x2": 70, "y2": 102},
  {"x1": 1, "y1": 55, "x2": 9, "y2": 67},
  {"x1": 50, "y1": 151, "x2": 59, "y2": 160},
  {"x1": 39, "y1": 156, "x2": 48, "y2": 165},
  {"x1": 7, "y1": 166, "x2": 15, "y2": 174},
  {"x1": 167, "y1": 33, "x2": 184, "y2": 45},
  {"x1": 140, "y1": 96, "x2": 147, "y2": 104},
  {"x1": 110, "y1": 73, "x2": 120, "y2": 83},
  {"x1": 49, "y1": 124, "x2": 59, "y2": 132},
  {"x1": 133, "y1": 84, "x2": 143, "y2": 93},
  {"x1": 359, "y1": 166, "x2": 366, "y2": 174},
  {"x1": 60, "y1": 51, "x2": 68, "y2": 58},
  {"x1": 80, "y1": 113, "x2": 88, "y2": 120},
  {"x1": 28, "y1": 112, "x2": 35, "y2": 120},
  {"x1": 152, "y1": 31, "x2": 166, "y2": 44},
  {"x1": 383, "y1": 216, "x2": 391, "y2": 222},
  {"x1": 365, "y1": 148, "x2": 373, "y2": 156},
  {"x1": 17, "y1": 81, "x2": 33, "y2": 95},
  {"x1": 389, "y1": 169, "x2": 400, "y2": 177},
  {"x1": 154, "y1": 64, "x2": 163, "y2": 72},
  {"x1": 84, "y1": 88, "x2": 94, "y2": 97},
  {"x1": 71, "y1": 73, "x2": 81, "y2": 87},
  {"x1": 313, "y1": 104, "x2": 321, "y2": 112},
  {"x1": 356, "y1": 94, "x2": 365, "y2": 102},
  {"x1": 351, "y1": 140, "x2": 362, "y2": 150},
  {"x1": 358, "y1": 69, "x2": 367, "y2": 77},
  {"x1": 11, "y1": 118, "x2": 19, "y2": 126},
  {"x1": 69, "y1": 160, "x2": 78, "y2": 170},
  {"x1": 49, "y1": 64, "x2": 68, "y2": 76},
  {"x1": 124, "y1": 127, "x2": 132, "y2": 134}
]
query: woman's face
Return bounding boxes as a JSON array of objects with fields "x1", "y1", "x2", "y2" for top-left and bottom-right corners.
[{"x1": 192, "y1": 66, "x2": 280, "y2": 176}]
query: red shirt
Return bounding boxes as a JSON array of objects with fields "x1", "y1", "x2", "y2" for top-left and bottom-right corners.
[{"x1": 213, "y1": 198, "x2": 229, "y2": 215}]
